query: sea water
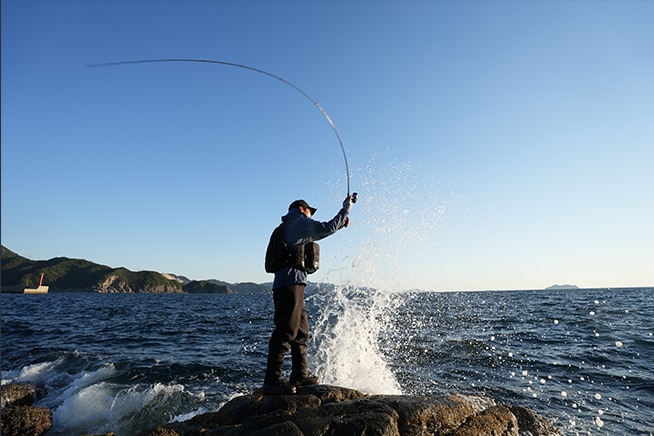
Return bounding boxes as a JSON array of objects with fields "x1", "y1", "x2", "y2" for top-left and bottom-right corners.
[{"x1": 1, "y1": 287, "x2": 652, "y2": 435}]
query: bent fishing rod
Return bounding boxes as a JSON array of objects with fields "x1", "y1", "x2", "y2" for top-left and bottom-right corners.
[{"x1": 86, "y1": 58, "x2": 356, "y2": 202}]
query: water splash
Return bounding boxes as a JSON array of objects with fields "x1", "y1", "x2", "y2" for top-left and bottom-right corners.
[
  {"x1": 307, "y1": 152, "x2": 453, "y2": 394},
  {"x1": 51, "y1": 380, "x2": 196, "y2": 435},
  {"x1": 309, "y1": 286, "x2": 402, "y2": 395},
  {"x1": 1, "y1": 354, "x2": 208, "y2": 436}
]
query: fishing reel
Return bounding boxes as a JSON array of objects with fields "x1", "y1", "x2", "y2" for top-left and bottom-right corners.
[{"x1": 352, "y1": 192, "x2": 358, "y2": 203}]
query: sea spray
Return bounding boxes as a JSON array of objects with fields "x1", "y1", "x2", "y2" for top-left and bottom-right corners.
[
  {"x1": 308, "y1": 286, "x2": 402, "y2": 395},
  {"x1": 306, "y1": 153, "x2": 451, "y2": 394},
  {"x1": 327, "y1": 150, "x2": 452, "y2": 292}
]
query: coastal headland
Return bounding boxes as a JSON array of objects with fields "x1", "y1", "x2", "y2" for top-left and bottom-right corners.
[{"x1": 0, "y1": 246, "x2": 265, "y2": 294}]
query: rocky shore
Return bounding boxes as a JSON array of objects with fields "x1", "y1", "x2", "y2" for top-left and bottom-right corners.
[
  {"x1": 2, "y1": 383, "x2": 561, "y2": 436},
  {"x1": 1, "y1": 383, "x2": 51, "y2": 436}
]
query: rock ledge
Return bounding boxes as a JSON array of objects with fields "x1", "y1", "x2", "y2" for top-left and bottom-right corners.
[
  {"x1": 145, "y1": 385, "x2": 561, "y2": 436},
  {"x1": 1, "y1": 384, "x2": 51, "y2": 436}
]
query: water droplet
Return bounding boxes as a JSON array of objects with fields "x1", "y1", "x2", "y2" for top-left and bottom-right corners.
[{"x1": 561, "y1": 391, "x2": 567, "y2": 397}]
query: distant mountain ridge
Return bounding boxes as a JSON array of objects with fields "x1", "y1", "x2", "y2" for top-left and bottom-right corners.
[{"x1": 0, "y1": 246, "x2": 272, "y2": 294}]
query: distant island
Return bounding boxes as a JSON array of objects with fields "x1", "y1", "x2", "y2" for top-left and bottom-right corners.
[
  {"x1": 545, "y1": 284, "x2": 580, "y2": 290},
  {"x1": 0, "y1": 245, "x2": 273, "y2": 294}
]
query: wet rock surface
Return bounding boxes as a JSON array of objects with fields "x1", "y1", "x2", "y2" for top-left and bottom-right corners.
[
  {"x1": 1, "y1": 384, "x2": 51, "y2": 436},
  {"x1": 144, "y1": 385, "x2": 562, "y2": 436},
  {"x1": 1, "y1": 383, "x2": 46, "y2": 408},
  {"x1": 1, "y1": 383, "x2": 561, "y2": 435},
  {"x1": 1, "y1": 405, "x2": 53, "y2": 436}
]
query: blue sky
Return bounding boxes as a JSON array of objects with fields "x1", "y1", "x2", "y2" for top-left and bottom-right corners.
[{"x1": 2, "y1": 0, "x2": 652, "y2": 291}]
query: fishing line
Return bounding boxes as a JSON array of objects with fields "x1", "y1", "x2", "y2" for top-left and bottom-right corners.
[{"x1": 86, "y1": 58, "x2": 354, "y2": 198}]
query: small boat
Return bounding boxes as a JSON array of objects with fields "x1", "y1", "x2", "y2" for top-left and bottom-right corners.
[{"x1": 24, "y1": 273, "x2": 49, "y2": 294}]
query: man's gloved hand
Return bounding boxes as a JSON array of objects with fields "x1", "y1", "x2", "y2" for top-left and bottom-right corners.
[{"x1": 342, "y1": 195, "x2": 354, "y2": 213}]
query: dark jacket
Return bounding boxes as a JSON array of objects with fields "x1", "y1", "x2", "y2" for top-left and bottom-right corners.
[{"x1": 272, "y1": 207, "x2": 349, "y2": 289}]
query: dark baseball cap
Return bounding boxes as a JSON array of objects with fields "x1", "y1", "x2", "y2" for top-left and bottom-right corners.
[{"x1": 289, "y1": 199, "x2": 317, "y2": 216}]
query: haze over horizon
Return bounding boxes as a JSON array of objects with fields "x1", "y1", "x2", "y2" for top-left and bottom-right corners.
[{"x1": 2, "y1": 1, "x2": 652, "y2": 291}]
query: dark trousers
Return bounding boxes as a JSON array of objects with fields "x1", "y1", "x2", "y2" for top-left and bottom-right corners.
[{"x1": 265, "y1": 284, "x2": 309, "y2": 383}]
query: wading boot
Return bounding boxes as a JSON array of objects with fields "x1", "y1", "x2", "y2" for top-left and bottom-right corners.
[
  {"x1": 264, "y1": 339, "x2": 296, "y2": 394},
  {"x1": 262, "y1": 379, "x2": 297, "y2": 395},
  {"x1": 289, "y1": 371, "x2": 320, "y2": 387},
  {"x1": 290, "y1": 342, "x2": 319, "y2": 386}
]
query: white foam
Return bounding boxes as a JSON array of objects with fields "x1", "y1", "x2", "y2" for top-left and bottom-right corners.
[
  {"x1": 2, "y1": 357, "x2": 67, "y2": 385},
  {"x1": 4, "y1": 357, "x2": 201, "y2": 435},
  {"x1": 59, "y1": 364, "x2": 118, "y2": 399},
  {"x1": 53, "y1": 381, "x2": 118, "y2": 430},
  {"x1": 171, "y1": 407, "x2": 208, "y2": 423},
  {"x1": 52, "y1": 379, "x2": 191, "y2": 435}
]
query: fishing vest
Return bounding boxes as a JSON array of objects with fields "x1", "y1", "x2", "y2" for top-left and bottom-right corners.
[{"x1": 265, "y1": 222, "x2": 320, "y2": 274}]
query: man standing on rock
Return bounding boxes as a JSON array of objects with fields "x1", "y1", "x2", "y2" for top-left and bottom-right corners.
[{"x1": 263, "y1": 196, "x2": 355, "y2": 395}]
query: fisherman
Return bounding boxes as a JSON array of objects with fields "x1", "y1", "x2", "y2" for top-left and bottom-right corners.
[{"x1": 263, "y1": 196, "x2": 355, "y2": 395}]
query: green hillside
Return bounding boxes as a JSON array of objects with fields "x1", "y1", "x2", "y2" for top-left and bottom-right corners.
[{"x1": 1, "y1": 246, "x2": 182, "y2": 293}]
